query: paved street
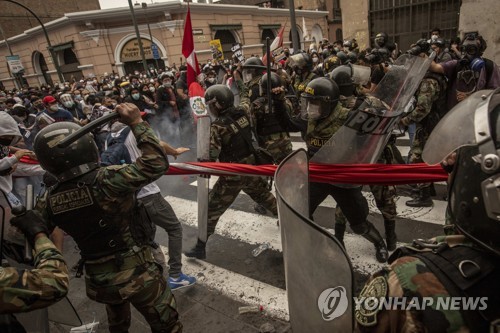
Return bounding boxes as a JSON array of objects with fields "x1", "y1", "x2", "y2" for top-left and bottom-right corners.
[{"x1": 48, "y1": 133, "x2": 447, "y2": 332}]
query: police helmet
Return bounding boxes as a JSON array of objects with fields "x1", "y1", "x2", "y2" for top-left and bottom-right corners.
[
  {"x1": 34, "y1": 122, "x2": 99, "y2": 182},
  {"x1": 289, "y1": 52, "x2": 313, "y2": 72},
  {"x1": 374, "y1": 32, "x2": 388, "y2": 48},
  {"x1": 204, "y1": 84, "x2": 234, "y2": 115},
  {"x1": 300, "y1": 77, "x2": 339, "y2": 121},
  {"x1": 259, "y1": 72, "x2": 281, "y2": 96},
  {"x1": 431, "y1": 37, "x2": 446, "y2": 49},
  {"x1": 423, "y1": 88, "x2": 500, "y2": 256},
  {"x1": 242, "y1": 57, "x2": 266, "y2": 83},
  {"x1": 324, "y1": 55, "x2": 341, "y2": 73},
  {"x1": 336, "y1": 51, "x2": 348, "y2": 65},
  {"x1": 347, "y1": 52, "x2": 358, "y2": 64},
  {"x1": 330, "y1": 66, "x2": 354, "y2": 97}
]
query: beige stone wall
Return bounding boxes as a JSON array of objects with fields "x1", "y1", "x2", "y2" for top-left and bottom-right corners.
[
  {"x1": 459, "y1": 0, "x2": 499, "y2": 64},
  {"x1": 0, "y1": 7, "x2": 328, "y2": 89},
  {"x1": 339, "y1": 0, "x2": 370, "y2": 50}
]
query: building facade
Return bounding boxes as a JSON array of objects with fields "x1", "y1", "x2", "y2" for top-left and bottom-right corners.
[
  {"x1": 0, "y1": 1, "x2": 327, "y2": 89},
  {"x1": 0, "y1": 0, "x2": 100, "y2": 39},
  {"x1": 341, "y1": 0, "x2": 499, "y2": 63}
]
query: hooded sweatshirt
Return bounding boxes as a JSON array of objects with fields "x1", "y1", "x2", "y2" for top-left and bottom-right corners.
[{"x1": 0, "y1": 112, "x2": 22, "y2": 193}]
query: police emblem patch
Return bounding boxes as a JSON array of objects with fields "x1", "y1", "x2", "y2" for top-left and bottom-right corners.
[
  {"x1": 49, "y1": 187, "x2": 93, "y2": 214},
  {"x1": 355, "y1": 276, "x2": 388, "y2": 327}
]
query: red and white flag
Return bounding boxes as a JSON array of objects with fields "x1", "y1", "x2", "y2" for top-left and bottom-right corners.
[
  {"x1": 262, "y1": 23, "x2": 286, "y2": 66},
  {"x1": 182, "y1": 5, "x2": 200, "y2": 88}
]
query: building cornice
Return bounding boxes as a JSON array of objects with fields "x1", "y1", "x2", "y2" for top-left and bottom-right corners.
[{"x1": 0, "y1": 1, "x2": 327, "y2": 47}]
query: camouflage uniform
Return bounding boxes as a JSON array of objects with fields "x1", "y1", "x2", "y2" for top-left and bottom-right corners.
[
  {"x1": 356, "y1": 235, "x2": 474, "y2": 333},
  {"x1": 401, "y1": 76, "x2": 443, "y2": 190},
  {"x1": 0, "y1": 235, "x2": 68, "y2": 313},
  {"x1": 207, "y1": 105, "x2": 277, "y2": 237},
  {"x1": 251, "y1": 96, "x2": 293, "y2": 163},
  {"x1": 34, "y1": 122, "x2": 181, "y2": 333}
]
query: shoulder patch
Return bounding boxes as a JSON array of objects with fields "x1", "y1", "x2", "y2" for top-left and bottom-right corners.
[{"x1": 355, "y1": 275, "x2": 388, "y2": 327}]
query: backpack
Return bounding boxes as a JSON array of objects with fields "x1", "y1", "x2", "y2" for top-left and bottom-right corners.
[{"x1": 100, "y1": 127, "x2": 132, "y2": 166}]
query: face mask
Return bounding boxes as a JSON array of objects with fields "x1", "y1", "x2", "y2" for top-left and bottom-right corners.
[
  {"x1": 132, "y1": 93, "x2": 141, "y2": 100},
  {"x1": 307, "y1": 102, "x2": 322, "y2": 120},
  {"x1": 163, "y1": 81, "x2": 172, "y2": 87},
  {"x1": 132, "y1": 82, "x2": 140, "y2": 88},
  {"x1": 74, "y1": 95, "x2": 82, "y2": 102},
  {"x1": 431, "y1": 35, "x2": 438, "y2": 41},
  {"x1": 49, "y1": 104, "x2": 59, "y2": 112},
  {"x1": 149, "y1": 87, "x2": 155, "y2": 92},
  {"x1": 208, "y1": 77, "x2": 216, "y2": 83},
  {"x1": 63, "y1": 101, "x2": 74, "y2": 108},
  {"x1": 312, "y1": 57, "x2": 319, "y2": 63}
]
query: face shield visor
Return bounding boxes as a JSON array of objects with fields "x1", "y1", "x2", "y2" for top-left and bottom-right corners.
[
  {"x1": 300, "y1": 96, "x2": 328, "y2": 121},
  {"x1": 242, "y1": 69, "x2": 254, "y2": 83},
  {"x1": 423, "y1": 89, "x2": 500, "y2": 174}
]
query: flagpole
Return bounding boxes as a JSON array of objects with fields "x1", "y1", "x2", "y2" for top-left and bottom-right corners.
[{"x1": 289, "y1": 0, "x2": 300, "y2": 53}]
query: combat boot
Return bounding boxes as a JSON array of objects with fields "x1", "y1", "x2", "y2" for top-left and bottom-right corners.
[
  {"x1": 334, "y1": 223, "x2": 346, "y2": 248},
  {"x1": 361, "y1": 223, "x2": 388, "y2": 263},
  {"x1": 406, "y1": 187, "x2": 433, "y2": 207},
  {"x1": 184, "y1": 239, "x2": 206, "y2": 259},
  {"x1": 384, "y1": 220, "x2": 397, "y2": 251}
]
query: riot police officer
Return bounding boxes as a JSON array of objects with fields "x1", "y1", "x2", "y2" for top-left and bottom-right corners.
[
  {"x1": 356, "y1": 88, "x2": 500, "y2": 332},
  {"x1": 402, "y1": 47, "x2": 448, "y2": 208},
  {"x1": 289, "y1": 52, "x2": 318, "y2": 100},
  {"x1": 241, "y1": 57, "x2": 267, "y2": 104},
  {"x1": 185, "y1": 85, "x2": 277, "y2": 259},
  {"x1": 276, "y1": 77, "x2": 390, "y2": 262},
  {"x1": 251, "y1": 72, "x2": 292, "y2": 163},
  {"x1": 331, "y1": 68, "x2": 401, "y2": 253},
  {"x1": 2, "y1": 201, "x2": 69, "y2": 331},
  {"x1": 21, "y1": 103, "x2": 182, "y2": 333}
]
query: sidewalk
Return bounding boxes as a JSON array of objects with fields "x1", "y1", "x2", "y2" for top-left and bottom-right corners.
[{"x1": 49, "y1": 237, "x2": 291, "y2": 333}]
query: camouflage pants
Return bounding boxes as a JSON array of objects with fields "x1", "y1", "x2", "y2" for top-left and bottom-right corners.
[
  {"x1": 85, "y1": 250, "x2": 181, "y2": 333},
  {"x1": 335, "y1": 185, "x2": 397, "y2": 226},
  {"x1": 208, "y1": 175, "x2": 277, "y2": 237},
  {"x1": 408, "y1": 126, "x2": 431, "y2": 190},
  {"x1": 260, "y1": 132, "x2": 293, "y2": 164}
]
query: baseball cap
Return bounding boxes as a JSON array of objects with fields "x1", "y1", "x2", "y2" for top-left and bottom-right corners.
[{"x1": 42, "y1": 95, "x2": 57, "y2": 104}]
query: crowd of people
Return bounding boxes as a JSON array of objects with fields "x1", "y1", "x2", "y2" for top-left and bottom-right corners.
[{"x1": 0, "y1": 27, "x2": 499, "y2": 332}]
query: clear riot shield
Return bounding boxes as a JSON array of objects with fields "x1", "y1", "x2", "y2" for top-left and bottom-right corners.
[
  {"x1": 312, "y1": 53, "x2": 435, "y2": 164},
  {"x1": 275, "y1": 150, "x2": 354, "y2": 332}
]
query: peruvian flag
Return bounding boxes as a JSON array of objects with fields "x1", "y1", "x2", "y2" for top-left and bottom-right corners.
[
  {"x1": 262, "y1": 23, "x2": 286, "y2": 66},
  {"x1": 182, "y1": 5, "x2": 200, "y2": 87}
]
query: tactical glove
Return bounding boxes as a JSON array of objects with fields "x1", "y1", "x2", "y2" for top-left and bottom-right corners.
[{"x1": 11, "y1": 210, "x2": 49, "y2": 246}]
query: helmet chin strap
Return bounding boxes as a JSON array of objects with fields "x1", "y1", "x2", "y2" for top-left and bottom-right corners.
[{"x1": 56, "y1": 162, "x2": 100, "y2": 182}]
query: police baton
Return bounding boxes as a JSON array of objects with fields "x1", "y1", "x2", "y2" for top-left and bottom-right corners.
[
  {"x1": 23, "y1": 185, "x2": 33, "y2": 262},
  {"x1": 57, "y1": 112, "x2": 120, "y2": 149}
]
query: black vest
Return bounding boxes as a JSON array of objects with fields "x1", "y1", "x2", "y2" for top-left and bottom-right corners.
[
  {"x1": 216, "y1": 108, "x2": 254, "y2": 163},
  {"x1": 253, "y1": 97, "x2": 287, "y2": 137},
  {"x1": 47, "y1": 171, "x2": 129, "y2": 259}
]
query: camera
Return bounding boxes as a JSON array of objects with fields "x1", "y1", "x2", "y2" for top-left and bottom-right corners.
[
  {"x1": 406, "y1": 39, "x2": 431, "y2": 56},
  {"x1": 365, "y1": 48, "x2": 390, "y2": 65}
]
